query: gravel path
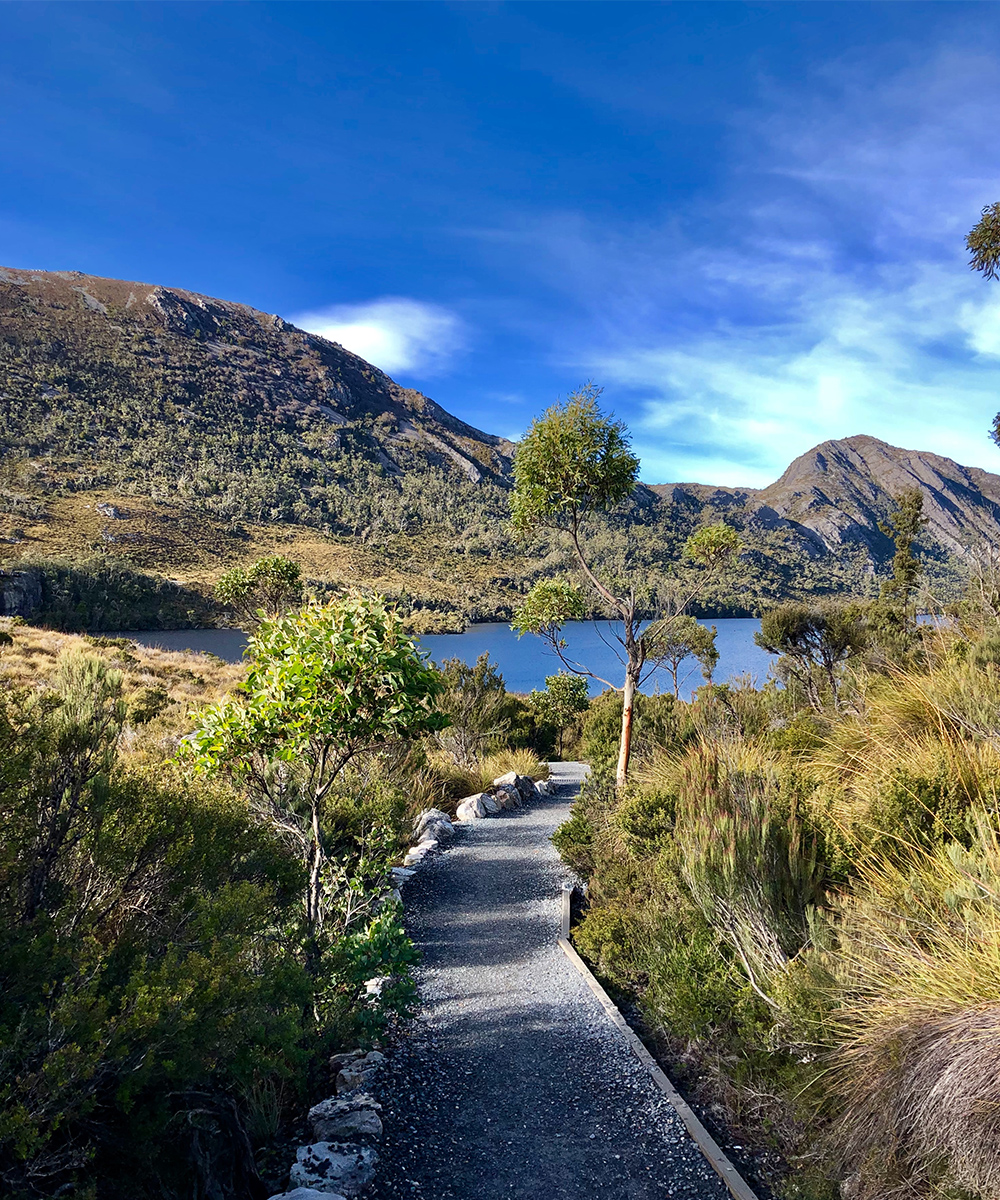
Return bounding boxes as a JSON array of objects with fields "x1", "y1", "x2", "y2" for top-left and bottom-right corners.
[{"x1": 370, "y1": 763, "x2": 730, "y2": 1200}]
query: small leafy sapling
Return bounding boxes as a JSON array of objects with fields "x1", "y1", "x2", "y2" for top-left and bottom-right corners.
[
  {"x1": 529, "y1": 672, "x2": 591, "y2": 757},
  {"x1": 183, "y1": 592, "x2": 448, "y2": 934}
]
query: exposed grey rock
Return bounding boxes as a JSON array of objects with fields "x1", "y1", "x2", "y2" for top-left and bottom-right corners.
[
  {"x1": 0, "y1": 568, "x2": 41, "y2": 618},
  {"x1": 494, "y1": 784, "x2": 520, "y2": 810},
  {"x1": 481, "y1": 793, "x2": 502, "y2": 815},
  {"x1": 289, "y1": 1143, "x2": 377, "y2": 1197},
  {"x1": 96, "y1": 501, "x2": 126, "y2": 519},
  {"x1": 336, "y1": 1050, "x2": 385, "y2": 1095},
  {"x1": 403, "y1": 838, "x2": 437, "y2": 867},
  {"x1": 515, "y1": 774, "x2": 539, "y2": 800},
  {"x1": 456, "y1": 793, "x2": 488, "y2": 820},
  {"x1": 651, "y1": 434, "x2": 1000, "y2": 559},
  {"x1": 413, "y1": 808, "x2": 454, "y2": 842},
  {"x1": 309, "y1": 1094, "x2": 383, "y2": 1143},
  {"x1": 491, "y1": 772, "x2": 540, "y2": 802},
  {"x1": 535, "y1": 778, "x2": 555, "y2": 795},
  {"x1": 267, "y1": 1188, "x2": 346, "y2": 1200},
  {"x1": 328, "y1": 1050, "x2": 365, "y2": 1073}
]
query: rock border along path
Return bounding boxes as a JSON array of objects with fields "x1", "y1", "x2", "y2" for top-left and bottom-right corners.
[{"x1": 369, "y1": 763, "x2": 738, "y2": 1200}]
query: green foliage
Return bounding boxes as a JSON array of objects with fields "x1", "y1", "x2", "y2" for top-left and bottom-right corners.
[
  {"x1": 683, "y1": 521, "x2": 741, "y2": 568},
  {"x1": 878, "y1": 488, "x2": 927, "y2": 607},
  {"x1": 755, "y1": 600, "x2": 867, "y2": 709},
  {"x1": 186, "y1": 592, "x2": 447, "y2": 930},
  {"x1": 216, "y1": 555, "x2": 304, "y2": 629},
  {"x1": 646, "y1": 614, "x2": 719, "y2": 695},
  {"x1": 966, "y1": 200, "x2": 1000, "y2": 282},
  {"x1": 511, "y1": 577, "x2": 587, "y2": 638},
  {"x1": 528, "y1": 672, "x2": 590, "y2": 756},
  {"x1": 581, "y1": 689, "x2": 690, "y2": 773},
  {"x1": 432, "y1": 652, "x2": 514, "y2": 768},
  {"x1": 0, "y1": 657, "x2": 312, "y2": 1198},
  {"x1": 551, "y1": 809, "x2": 596, "y2": 879},
  {"x1": 673, "y1": 749, "x2": 825, "y2": 1001},
  {"x1": 510, "y1": 384, "x2": 640, "y2": 537},
  {"x1": 11, "y1": 556, "x2": 215, "y2": 631}
]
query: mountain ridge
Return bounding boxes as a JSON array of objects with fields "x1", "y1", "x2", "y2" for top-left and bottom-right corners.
[
  {"x1": 1, "y1": 265, "x2": 997, "y2": 628},
  {"x1": 651, "y1": 434, "x2": 1000, "y2": 560}
]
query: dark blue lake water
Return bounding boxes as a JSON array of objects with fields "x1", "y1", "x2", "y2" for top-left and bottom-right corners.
[{"x1": 117, "y1": 618, "x2": 774, "y2": 700}]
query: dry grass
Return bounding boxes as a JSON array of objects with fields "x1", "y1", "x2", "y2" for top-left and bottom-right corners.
[
  {"x1": 0, "y1": 621, "x2": 244, "y2": 713},
  {"x1": 0, "y1": 488, "x2": 537, "y2": 632},
  {"x1": 424, "y1": 746, "x2": 550, "y2": 802},
  {"x1": 830, "y1": 815, "x2": 1000, "y2": 1198}
]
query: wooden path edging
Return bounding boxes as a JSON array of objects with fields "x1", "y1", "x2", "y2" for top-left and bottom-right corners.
[{"x1": 557, "y1": 883, "x2": 758, "y2": 1200}]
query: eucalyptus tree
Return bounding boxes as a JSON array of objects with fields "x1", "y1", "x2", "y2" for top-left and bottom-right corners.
[{"x1": 510, "y1": 385, "x2": 739, "y2": 785}]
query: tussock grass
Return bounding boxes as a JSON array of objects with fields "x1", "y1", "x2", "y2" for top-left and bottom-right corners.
[
  {"x1": 424, "y1": 746, "x2": 550, "y2": 802},
  {"x1": 830, "y1": 813, "x2": 1000, "y2": 1198}
]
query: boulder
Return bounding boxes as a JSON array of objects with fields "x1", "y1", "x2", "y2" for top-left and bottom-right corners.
[
  {"x1": 268, "y1": 1189, "x2": 347, "y2": 1200},
  {"x1": 536, "y1": 779, "x2": 554, "y2": 796},
  {"x1": 413, "y1": 808, "x2": 454, "y2": 842},
  {"x1": 456, "y1": 793, "x2": 488, "y2": 820},
  {"x1": 309, "y1": 1095, "x2": 383, "y2": 1143},
  {"x1": 0, "y1": 568, "x2": 42, "y2": 618},
  {"x1": 335, "y1": 1050, "x2": 385, "y2": 1095},
  {"x1": 494, "y1": 784, "x2": 520, "y2": 810},
  {"x1": 481, "y1": 793, "x2": 502, "y2": 815},
  {"x1": 390, "y1": 866, "x2": 415, "y2": 884},
  {"x1": 328, "y1": 1050, "x2": 365, "y2": 1073},
  {"x1": 289, "y1": 1143, "x2": 377, "y2": 1197},
  {"x1": 494, "y1": 770, "x2": 540, "y2": 801},
  {"x1": 403, "y1": 838, "x2": 437, "y2": 867},
  {"x1": 516, "y1": 774, "x2": 540, "y2": 800}
]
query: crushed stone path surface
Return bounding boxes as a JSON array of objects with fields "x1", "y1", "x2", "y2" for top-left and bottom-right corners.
[{"x1": 370, "y1": 762, "x2": 730, "y2": 1200}]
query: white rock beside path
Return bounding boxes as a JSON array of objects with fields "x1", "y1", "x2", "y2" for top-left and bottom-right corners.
[
  {"x1": 289, "y1": 1143, "x2": 377, "y2": 1197},
  {"x1": 413, "y1": 808, "x2": 455, "y2": 842},
  {"x1": 456, "y1": 792, "x2": 489, "y2": 821},
  {"x1": 267, "y1": 1188, "x2": 347, "y2": 1200}
]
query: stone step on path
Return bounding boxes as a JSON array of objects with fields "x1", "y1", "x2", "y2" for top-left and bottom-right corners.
[{"x1": 370, "y1": 762, "x2": 730, "y2": 1200}]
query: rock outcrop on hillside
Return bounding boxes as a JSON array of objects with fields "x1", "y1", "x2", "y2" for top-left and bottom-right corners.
[{"x1": 652, "y1": 435, "x2": 1000, "y2": 560}]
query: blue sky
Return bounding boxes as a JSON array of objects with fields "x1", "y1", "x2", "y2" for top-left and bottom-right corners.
[{"x1": 5, "y1": 2, "x2": 1000, "y2": 486}]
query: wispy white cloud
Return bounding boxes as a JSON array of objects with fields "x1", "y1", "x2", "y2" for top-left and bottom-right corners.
[
  {"x1": 291, "y1": 297, "x2": 465, "y2": 377},
  {"x1": 470, "y1": 41, "x2": 1000, "y2": 485}
]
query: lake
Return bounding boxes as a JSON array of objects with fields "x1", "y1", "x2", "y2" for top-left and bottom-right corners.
[{"x1": 115, "y1": 618, "x2": 774, "y2": 700}]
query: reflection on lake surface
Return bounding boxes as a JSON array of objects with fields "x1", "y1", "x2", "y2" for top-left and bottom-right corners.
[{"x1": 117, "y1": 618, "x2": 774, "y2": 700}]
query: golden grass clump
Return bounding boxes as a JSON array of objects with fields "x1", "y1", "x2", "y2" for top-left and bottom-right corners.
[
  {"x1": 831, "y1": 812, "x2": 1000, "y2": 1198},
  {"x1": 423, "y1": 746, "x2": 550, "y2": 804},
  {"x1": 0, "y1": 622, "x2": 244, "y2": 736},
  {"x1": 809, "y1": 662, "x2": 1000, "y2": 847}
]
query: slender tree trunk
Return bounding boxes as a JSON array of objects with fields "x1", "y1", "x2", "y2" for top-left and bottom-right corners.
[
  {"x1": 616, "y1": 667, "x2": 637, "y2": 787},
  {"x1": 306, "y1": 796, "x2": 324, "y2": 933}
]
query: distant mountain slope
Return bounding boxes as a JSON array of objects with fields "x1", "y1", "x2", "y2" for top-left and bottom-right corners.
[
  {"x1": 651, "y1": 435, "x2": 1000, "y2": 560},
  {"x1": 0, "y1": 265, "x2": 512, "y2": 517}
]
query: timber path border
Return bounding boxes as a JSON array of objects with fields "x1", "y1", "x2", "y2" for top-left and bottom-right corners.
[{"x1": 370, "y1": 761, "x2": 757, "y2": 1200}]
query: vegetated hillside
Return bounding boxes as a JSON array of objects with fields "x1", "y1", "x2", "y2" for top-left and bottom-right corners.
[{"x1": 0, "y1": 265, "x2": 994, "y2": 628}]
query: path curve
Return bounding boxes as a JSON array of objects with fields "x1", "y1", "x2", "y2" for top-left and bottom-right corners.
[{"x1": 370, "y1": 762, "x2": 730, "y2": 1200}]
